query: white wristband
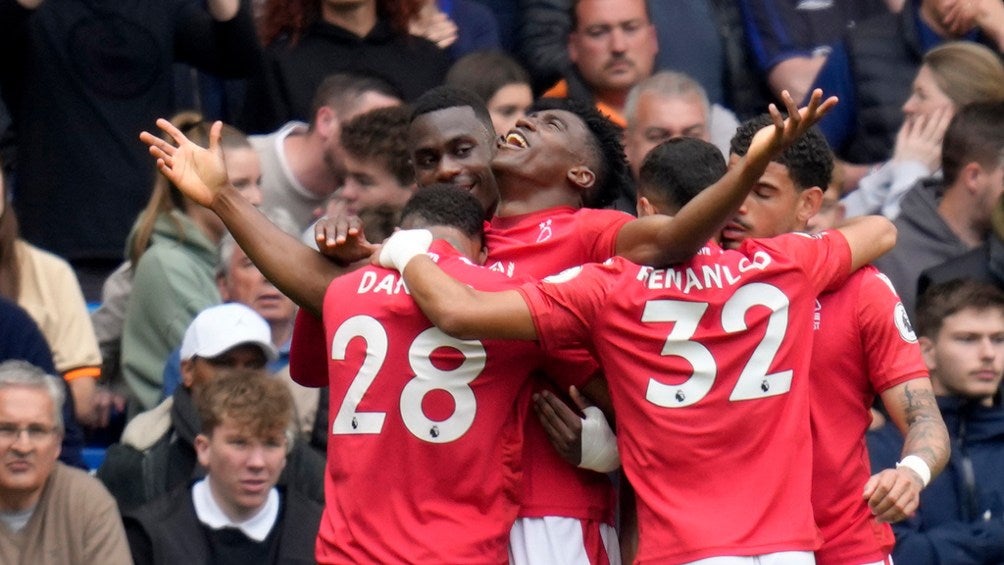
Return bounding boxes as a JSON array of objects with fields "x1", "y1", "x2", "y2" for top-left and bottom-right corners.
[
  {"x1": 378, "y1": 229, "x2": 433, "y2": 272},
  {"x1": 896, "y1": 455, "x2": 931, "y2": 487},
  {"x1": 578, "y1": 406, "x2": 620, "y2": 473}
]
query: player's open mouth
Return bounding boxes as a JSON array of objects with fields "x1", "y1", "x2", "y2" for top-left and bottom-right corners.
[{"x1": 503, "y1": 131, "x2": 528, "y2": 149}]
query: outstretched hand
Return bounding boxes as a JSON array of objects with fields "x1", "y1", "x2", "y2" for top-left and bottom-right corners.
[
  {"x1": 747, "y1": 89, "x2": 839, "y2": 161},
  {"x1": 139, "y1": 119, "x2": 230, "y2": 208}
]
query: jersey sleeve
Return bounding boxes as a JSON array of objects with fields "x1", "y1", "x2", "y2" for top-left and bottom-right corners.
[
  {"x1": 289, "y1": 309, "x2": 329, "y2": 388},
  {"x1": 516, "y1": 260, "x2": 622, "y2": 362},
  {"x1": 855, "y1": 267, "x2": 928, "y2": 393},
  {"x1": 583, "y1": 209, "x2": 634, "y2": 262},
  {"x1": 768, "y1": 230, "x2": 853, "y2": 295}
]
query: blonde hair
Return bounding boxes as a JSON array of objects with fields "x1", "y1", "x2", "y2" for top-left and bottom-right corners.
[
  {"x1": 130, "y1": 112, "x2": 251, "y2": 265},
  {"x1": 924, "y1": 42, "x2": 1004, "y2": 109}
]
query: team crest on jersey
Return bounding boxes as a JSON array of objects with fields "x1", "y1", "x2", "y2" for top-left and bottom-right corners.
[
  {"x1": 537, "y1": 219, "x2": 553, "y2": 242},
  {"x1": 894, "y1": 302, "x2": 917, "y2": 343},
  {"x1": 543, "y1": 265, "x2": 583, "y2": 283}
]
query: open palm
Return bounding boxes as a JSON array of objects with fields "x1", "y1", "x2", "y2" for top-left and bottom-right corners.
[
  {"x1": 748, "y1": 89, "x2": 839, "y2": 160},
  {"x1": 139, "y1": 119, "x2": 229, "y2": 208}
]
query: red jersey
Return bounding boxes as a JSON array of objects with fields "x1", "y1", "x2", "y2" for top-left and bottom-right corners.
[
  {"x1": 316, "y1": 241, "x2": 541, "y2": 564},
  {"x1": 810, "y1": 267, "x2": 927, "y2": 564},
  {"x1": 486, "y1": 206, "x2": 632, "y2": 523},
  {"x1": 518, "y1": 233, "x2": 853, "y2": 563}
]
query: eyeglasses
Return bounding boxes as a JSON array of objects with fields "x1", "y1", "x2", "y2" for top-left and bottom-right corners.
[{"x1": 0, "y1": 424, "x2": 58, "y2": 444}]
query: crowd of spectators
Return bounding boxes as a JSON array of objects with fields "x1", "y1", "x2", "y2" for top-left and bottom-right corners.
[{"x1": 1, "y1": 0, "x2": 1003, "y2": 563}]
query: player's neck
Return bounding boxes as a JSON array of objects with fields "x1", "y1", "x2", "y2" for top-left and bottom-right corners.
[{"x1": 495, "y1": 176, "x2": 581, "y2": 217}]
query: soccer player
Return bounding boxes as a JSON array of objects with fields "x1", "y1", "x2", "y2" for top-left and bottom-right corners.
[
  {"x1": 374, "y1": 204, "x2": 896, "y2": 563},
  {"x1": 720, "y1": 115, "x2": 950, "y2": 564}
]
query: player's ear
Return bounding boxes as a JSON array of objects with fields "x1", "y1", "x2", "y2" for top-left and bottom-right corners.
[
  {"x1": 796, "y1": 186, "x2": 824, "y2": 225},
  {"x1": 567, "y1": 165, "x2": 596, "y2": 190},
  {"x1": 636, "y1": 196, "x2": 656, "y2": 218}
]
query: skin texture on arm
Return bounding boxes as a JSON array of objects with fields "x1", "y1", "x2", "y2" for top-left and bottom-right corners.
[
  {"x1": 615, "y1": 90, "x2": 838, "y2": 267},
  {"x1": 140, "y1": 120, "x2": 345, "y2": 317},
  {"x1": 398, "y1": 255, "x2": 537, "y2": 340},
  {"x1": 864, "y1": 378, "x2": 950, "y2": 522},
  {"x1": 834, "y1": 214, "x2": 898, "y2": 271}
]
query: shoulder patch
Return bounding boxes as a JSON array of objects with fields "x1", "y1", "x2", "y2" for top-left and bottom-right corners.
[{"x1": 893, "y1": 302, "x2": 917, "y2": 343}]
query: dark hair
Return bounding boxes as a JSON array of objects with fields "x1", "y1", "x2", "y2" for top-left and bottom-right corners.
[
  {"x1": 196, "y1": 369, "x2": 293, "y2": 438},
  {"x1": 941, "y1": 101, "x2": 1004, "y2": 186},
  {"x1": 638, "y1": 137, "x2": 726, "y2": 214},
  {"x1": 401, "y1": 184, "x2": 485, "y2": 244},
  {"x1": 259, "y1": 0, "x2": 422, "y2": 46},
  {"x1": 730, "y1": 113, "x2": 833, "y2": 191},
  {"x1": 445, "y1": 51, "x2": 531, "y2": 104},
  {"x1": 915, "y1": 278, "x2": 1004, "y2": 339},
  {"x1": 531, "y1": 97, "x2": 631, "y2": 209},
  {"x1": 0, "y1": 164, "x2": 20, "y2": 300},
  {"x1": 409, "y1": 85, "x2": 496, "y2": 137},
  {"x1": 340, "y1": 106, "x2": 415, "y2": 186},
  {"x1": 309, "y1": 73, "x2": 401, "y2": 126}
]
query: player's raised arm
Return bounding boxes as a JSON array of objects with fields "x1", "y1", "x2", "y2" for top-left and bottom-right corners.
[
  {"x1": 140, "y1": 119, "x2": 345, "y2": 316},
  {"x1": 378, "y1": 229, "x2": 537, "y2": 340},
  {"x1": 833, "y1": 214, "x2": 898, "y2": 271},
  {"x1": 615, "y1": 89, "x2": 839, "y2": 267}
]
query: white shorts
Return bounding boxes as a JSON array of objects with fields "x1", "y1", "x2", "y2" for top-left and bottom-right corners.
[
  {"x1": 509, "y1": 516, "x2": 620, "y2": 565},
  {"x1": 684, "y1": 551, "x2": 815, "y2": 565}
]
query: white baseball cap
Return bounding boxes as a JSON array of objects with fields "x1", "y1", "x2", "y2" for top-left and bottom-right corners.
[{"x1": 180, "y1": 303, "x2": 278, "y2": 362}]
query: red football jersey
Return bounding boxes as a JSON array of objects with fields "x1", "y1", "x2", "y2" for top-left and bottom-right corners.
[
  {"x1": 518, "y1": 233, "x2": 852, "y2": 563},
  {"x1": 810, "y1": 266, "x2": 927, "y2": 564},
  {"x1": 486, "y1": 206, "x2": 632, "y2": 523},
  {"x1": 316, "y1": 242, "x2": 541, "y2": 564}
]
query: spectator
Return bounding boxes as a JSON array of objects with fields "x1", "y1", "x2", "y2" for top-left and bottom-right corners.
[
  {"x1": 919, "y1": 192, "x2": 1004, "y2": 293},
  {"x1": 519, "y1": 0, "x2": 733, "y2": 110},
  {"x1": 336, "y1": 106, "x2": 418, "y2": 217},
  {"x1": 0, "y1": 360, "x2": 130, "y2": 564},
  {"x1": 809, "y1": 0, "x2": 1004, "y2": 187},
  {"x1": 409, "y1": 0, "x2": 501, "y2": 60},
  {"x1": 245, "y1": 0, "x2": 448, "y2": 132},
  {"x1": 874, "y1": 100, "x2": 1004, "y2": 318},
  {"x1": 0, "y1": 298, "x2": 85, "y2": 469},
  {"x1": 249, "y1": 73, "x2": 402, "y2": 230},
  {"x1": 843, "y1": 41, "x2": 1004, "y2": 219},
  {"x1": 0, "y1": 160, "x2": 102, "y2": 427},
  {"x1": 539, "y1": 0, "x2": 657, "y2": 127},
  {"x1": 100, "y1": 303, "x2": 324, "y2": 513},
  {"x1": 738, "y1": 0, "x2": 896, "y2": 103},
  {"x1": 121, "y1": 113, "x2": 263, "y2": 415},
  {"x1": 0, "y1": 0, "x2": 260, "y2": 299},
  {"x1": 445, "y1": 50, "x2": 534, "y2": 136},
  {"x1": 623, "y1": 71, "x2": 739, "y2": 178},
  {"x1": 124, "y1": 370, "x2": 321, "y2": 564},
  {"x1": 869, "y1": 278, "x2": 1004, "y2": 564}
]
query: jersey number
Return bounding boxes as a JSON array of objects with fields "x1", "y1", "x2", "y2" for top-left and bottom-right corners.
[
  {"x1": 330, "y1": 315, "x2": 485, "y2": 443},
  {"x1": 643, "y1": 283, "x2": 793, "y2": 408}
]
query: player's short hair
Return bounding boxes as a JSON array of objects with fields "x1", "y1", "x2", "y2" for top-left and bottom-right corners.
[
  {"x1": 445, "y1": 51, "x2": 531, "y2": 105},
  {"x1": 309, "y1": 73, "x2": 401, "y2": 126},
  {"x1": 401, "y1": 184, "x2": 485, "y2": 245},
  {"x1": 409, "y1": 85, "x2": 495, "y2": 139},
  {"x1": 531, "y1": 97, "x2": 631, "y2": 210},
  {"x1": 195, "y1": 369, "x2": 293, "y2": 439},
  {"x1": 340, "y1": 106, "x2": 415, "y2": 186},
  {"x1": 941, "y1": 101, "x2": 1004, "y2": 187},
  {"x1": 0, "y1": 360, "x2": 65, "y2": 434},
  {"x1": 915, "y1": 278, "x2": 1004, "y2": 339},
  {"x1": 638, "y1": 137, "x2": 726, "y2": 214},
  {"x1": 730, "y1": 114, "x2": 833, "y2": 191}
]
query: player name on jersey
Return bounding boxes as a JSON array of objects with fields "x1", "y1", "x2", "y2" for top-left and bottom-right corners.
[{"x1": 636, "y1": 250, "x2": 774, "y2": 294}]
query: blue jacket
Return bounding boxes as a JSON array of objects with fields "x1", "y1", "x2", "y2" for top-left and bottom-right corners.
[{"x1": 868, "y1": 395, "x2": 1004, "y2": 564}]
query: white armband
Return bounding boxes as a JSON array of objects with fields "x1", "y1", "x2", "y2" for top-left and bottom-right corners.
[
  {"x1": 378, "y1": 229, "x2": 433, "y2": 272},
  {"x1": 578, "y1": 406, "x2": 620, "y2": 473},
  {"x1": 896, "y1": 455, "x2": 931, "y2": 487}
]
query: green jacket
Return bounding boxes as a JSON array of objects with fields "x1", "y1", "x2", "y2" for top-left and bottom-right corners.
[{"x1": 121, "y1": 211, "x2": 220, "y2": 412}]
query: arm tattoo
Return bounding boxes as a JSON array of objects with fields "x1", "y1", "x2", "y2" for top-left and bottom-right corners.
[{"x1": 899, "y1": 382, "x2": 951, "y2": 477}]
